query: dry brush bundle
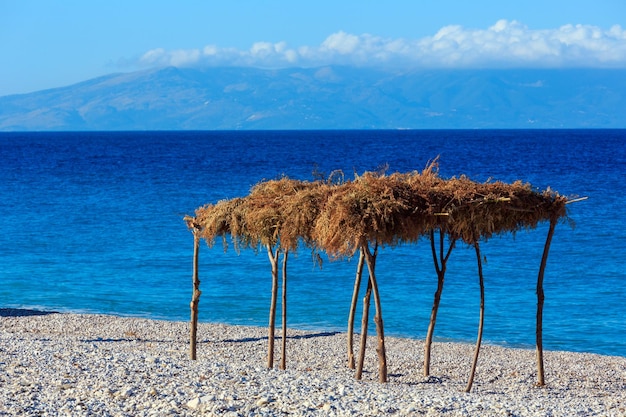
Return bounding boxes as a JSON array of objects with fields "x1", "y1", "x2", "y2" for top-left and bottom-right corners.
[
  {"x1": 242, "y1": 177, "x2": 311, "y2": 249},
  {"x1": 377, "y1": 172, "x2": 432, "y2": 243},
  {"x1": 190, "y1": 197, "x2": 248, "y2": 250},
  {"x1": 280, "y1": 181, "x2": 335, "y2": 252},
  {"x1": 314, "y1": 172, "x2": 423, "y2": 258},
  {"x1": 432, "y1": 177, "x2": 569, "y2": 244},
  {"x1": 403, "y1": 167, "x2": 448, "y2": 230}
]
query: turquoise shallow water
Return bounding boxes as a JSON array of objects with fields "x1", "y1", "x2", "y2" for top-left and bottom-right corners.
[{"x1": 1, "y1": 129, "x2": 625, "y2": 356}]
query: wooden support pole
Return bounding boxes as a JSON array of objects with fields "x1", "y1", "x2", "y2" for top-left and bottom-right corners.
[
  {"x1": 465, "y1": 241, "x2": 485, "y2": 392},
  {"x1": 347, "y1": 248, "x2": 365, "y2": 369},
  {"x1": 424, "y1": 229, "x2": 454, "y2": 377},
  {"x1": 536, "y1": 217, "x2": 557, "y2": 386},
  {"x1": 363, "y1": 242, "x2": 388, "y2": 383},
  {"x1": 355, "y1": 277, "x2": 372, "y2": 380},
  {"x1": 189, "y1": 231, "x2": 201, "y2": 360},
  {"x1": 280, "y1": 250, "x2": 288, "y2": 370},
  {"x1": 267, "y1": 245, "x2": 279, "y2": 369}
]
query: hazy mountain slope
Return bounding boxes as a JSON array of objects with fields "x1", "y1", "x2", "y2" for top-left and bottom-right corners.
[{"x1": 1, "y1": 66, "x2": 624, "y2": 130}]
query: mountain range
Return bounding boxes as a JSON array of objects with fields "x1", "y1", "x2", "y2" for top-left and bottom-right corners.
[{"x1": 1, "y1": 66, "x2": 624, "y2": 130}]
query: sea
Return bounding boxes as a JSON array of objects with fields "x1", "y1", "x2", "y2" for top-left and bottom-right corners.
[{"x1": 1, "y1": 130, "x2": 625, "y2": 357}]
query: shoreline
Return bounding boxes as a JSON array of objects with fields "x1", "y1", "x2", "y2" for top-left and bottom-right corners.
[
  {"x1": 2, "y1": 307, "x2": 621, "y2": 358},
  {"x1": 1, "y1": 312, "x2": 625, "y2": 416}
]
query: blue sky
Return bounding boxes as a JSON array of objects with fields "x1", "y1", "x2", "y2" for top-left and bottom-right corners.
[{"x1": 1, "y1": 0, "x2": 625, "y2": 96}]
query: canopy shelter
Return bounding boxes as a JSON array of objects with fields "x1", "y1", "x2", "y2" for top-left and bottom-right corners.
[{"x1": 184, "y1": 165, "x2": 571, "y2": 389}]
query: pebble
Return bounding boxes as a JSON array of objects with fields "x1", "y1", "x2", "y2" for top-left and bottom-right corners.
[{"x1": 1, "y1": 313, "x2": 625, "y2": 416}]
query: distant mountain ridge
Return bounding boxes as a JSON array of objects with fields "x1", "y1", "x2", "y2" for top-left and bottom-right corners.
[{"x1": 1, "y1": 66, "x2": 625, "y2": 130}]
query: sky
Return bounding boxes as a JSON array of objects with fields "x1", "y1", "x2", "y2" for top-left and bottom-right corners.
[{"x1": 1, "y1": 0, "x2": 625, "y2": 96}]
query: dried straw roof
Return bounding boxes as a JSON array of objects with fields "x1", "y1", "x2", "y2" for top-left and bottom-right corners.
[
  {"x1": 186, "y1": 168, "x2": 568, "y2": 255},
  {"x1": 313, "y1": 172, "x2": 426, "y2": 258}
]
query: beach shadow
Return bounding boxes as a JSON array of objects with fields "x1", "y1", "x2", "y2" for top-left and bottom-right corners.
[
  {"x1": 81, "y1": 338, "x2": 139, "y2": 343},
  {"x1": 0, "y1": 308, "x2": 59, "y2": 317},
  {"x1": 80, "y1": 337, "x2": 181, "y2": 344},
  {"x1": 217, "y1": 331, "x2": 341, "y2": 344},
  {"x1": 290, "y1": 331, "x2": 341, "y2": 340},
  {"x1": 214, "y1": 336, "x2": 266, "y2": 343},
  {"x1": 404, "y1": 375, "x2": 452, "y2": 386}
]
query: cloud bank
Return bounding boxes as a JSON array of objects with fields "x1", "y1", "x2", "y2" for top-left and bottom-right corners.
[{"x1": 136, "y1": 20, "x2": 626, "y2": 69}]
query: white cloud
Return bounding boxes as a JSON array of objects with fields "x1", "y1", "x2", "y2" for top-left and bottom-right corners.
[
  {"x1": 321, "y1": 31, "x2": 360, "y2": 54},
  {"x1": 134, "y1": 20, "x2": 626, "y2": 69}
]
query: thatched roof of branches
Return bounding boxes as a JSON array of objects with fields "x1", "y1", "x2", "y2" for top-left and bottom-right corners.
[
  {"x1": 424, "y1": 175, "x2": 568, "y2": 244},
  {"x1": 185, "y1": 165, "x2": 569, "y2": 254},
  {"x1": 314, "y1": 172, "x2": 426, "y2": 258}
]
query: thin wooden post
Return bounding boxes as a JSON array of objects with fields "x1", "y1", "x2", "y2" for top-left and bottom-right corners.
[
  {"x1": 363, "y1": 242, "x2": 388, "y2": 383},
  {"x1": 465, "y1": 241, "x2": 485, "y2": 392},
  {"x1": 280, "y1": 250, "x2": 288, "y2": 370},
  {"x1": 189, "y1": 230, "x2": 201, "y2": 360},
  {"x1": 347, "y1": 248, "x2": 365, "y2": 369},
  {"x1": 267, "y1": 245, "x2": 280, "y2": 369},
  {"x1": 536, "y1": 217, "x2": 557, "y2": 386},
  {"x1": 355, "y1": 277, "x2": 372, "y2": 380},
  {"x1": 425, "y1": 229, "x2": 455, "y2": 376}
]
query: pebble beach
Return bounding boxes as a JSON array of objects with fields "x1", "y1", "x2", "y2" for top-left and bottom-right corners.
[{"x1": 1, "y1": 310, "x2": 624, "y2": 416}]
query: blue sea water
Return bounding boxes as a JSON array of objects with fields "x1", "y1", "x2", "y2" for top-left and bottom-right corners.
[{"x1": 1, "y1": 130, "x2": 625, "y2": 357}]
